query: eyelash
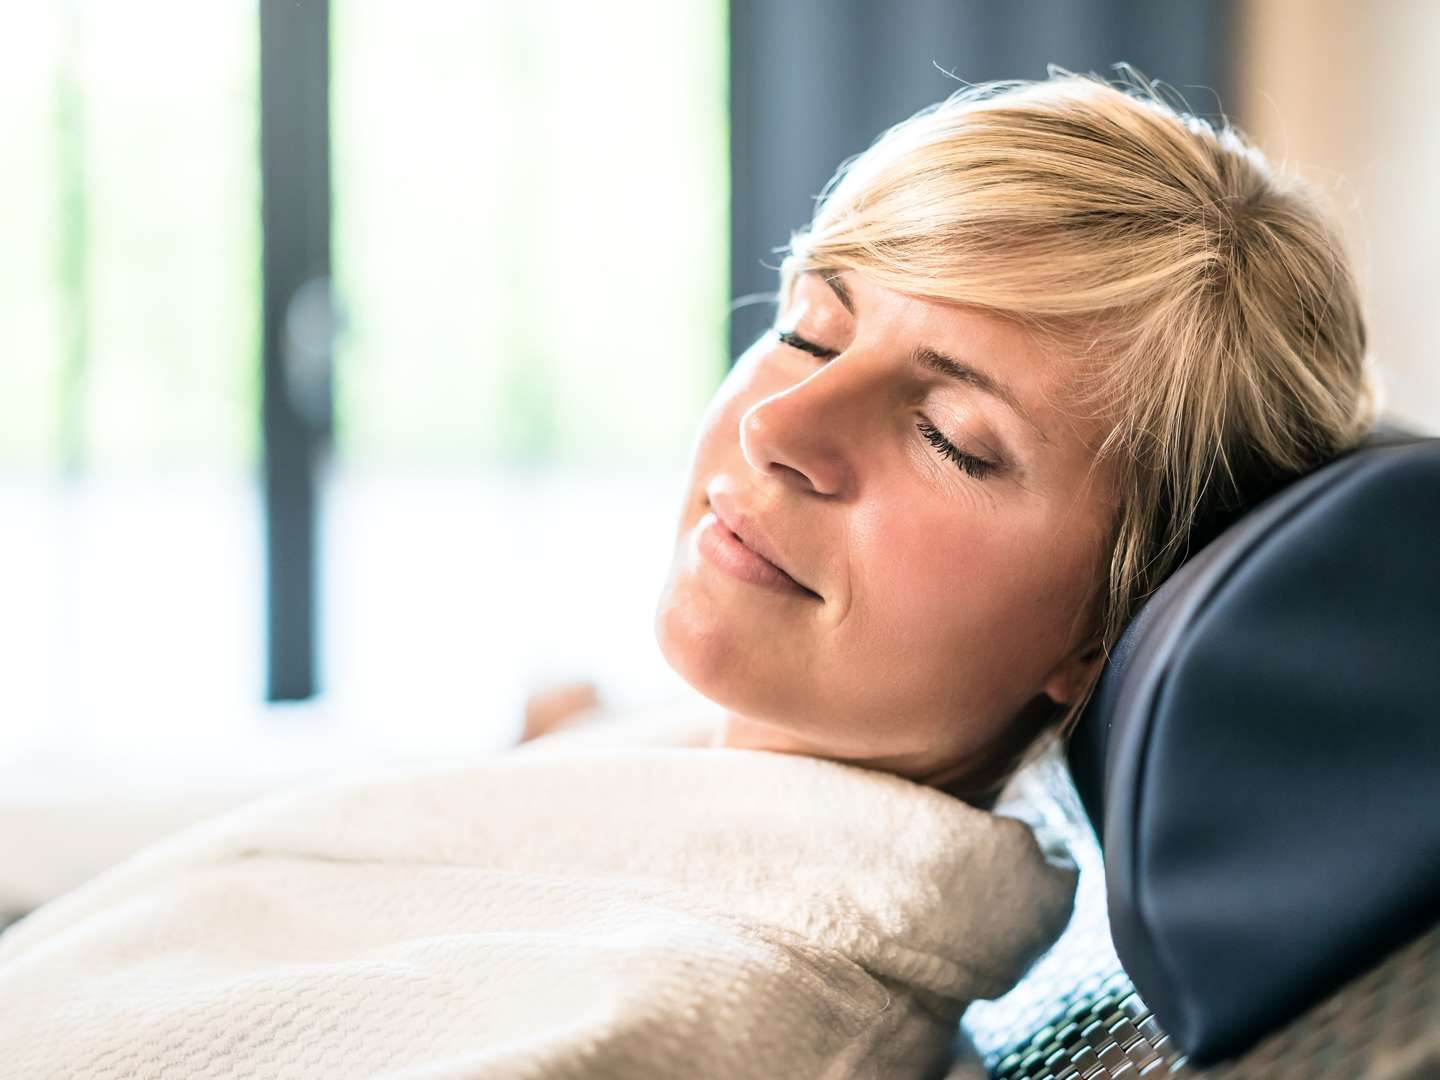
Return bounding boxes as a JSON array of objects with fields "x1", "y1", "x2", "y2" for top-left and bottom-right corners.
[{"x1": 775, "y1": 329, "x2": 999, "y2": 481}]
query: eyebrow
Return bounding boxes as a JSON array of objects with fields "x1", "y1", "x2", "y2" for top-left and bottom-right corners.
[
  {"x1": 820, "y1": 272, "x2": 854, "y2": 314},
  {"x1": 910, "y1": 346, "x2": 1048, "y2": 444},
  {"x1": 813, "y1": 269, "x2": 1050, "y2": 446}
]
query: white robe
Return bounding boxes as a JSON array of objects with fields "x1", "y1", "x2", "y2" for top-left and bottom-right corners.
[{"x1": 0, "y1": 744, "x2": 1075, "y2": 1079}]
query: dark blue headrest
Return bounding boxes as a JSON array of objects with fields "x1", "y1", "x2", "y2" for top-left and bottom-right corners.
[{"x1": 1067, "y1": 432, "x2": 1440, "y2": 1064}]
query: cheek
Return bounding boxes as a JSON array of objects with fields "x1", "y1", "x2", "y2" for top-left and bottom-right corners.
[
  {"x1": 854, "y1": 504, "x2": 1011, "y2": 642},
  {"x1": 847, "y1": 498, "x2": 1092, "y2": 680}
]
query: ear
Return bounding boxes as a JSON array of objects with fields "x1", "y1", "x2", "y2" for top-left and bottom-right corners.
[{"x1": 1040, "y1": 638, "x2": 1105, "y2": 706}]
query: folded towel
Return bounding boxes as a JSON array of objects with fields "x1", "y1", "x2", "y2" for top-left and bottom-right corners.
[{"x1": 0, "y1": 746, "x2": 1076, "y2": 1079}]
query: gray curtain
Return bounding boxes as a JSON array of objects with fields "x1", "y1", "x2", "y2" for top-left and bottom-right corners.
[{"x1": 728, "y1": 0, "x2": 1234, "y2": 357}]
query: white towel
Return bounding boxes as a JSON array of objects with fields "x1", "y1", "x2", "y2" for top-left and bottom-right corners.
[{"x1": 0, "y1": 746, "x2": 1075, "y2": 1079}]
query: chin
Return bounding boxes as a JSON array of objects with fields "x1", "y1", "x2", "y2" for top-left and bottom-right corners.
[
  {"x1": 653, "y1": 536, "x2": 825, "y2": 723},
  {"x1": 654, "y1": 581, "x2": 744, "y2": 704}
]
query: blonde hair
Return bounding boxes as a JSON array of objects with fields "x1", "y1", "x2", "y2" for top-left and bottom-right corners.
[{"x1": 780, "y1": 68, "x2": 1378, "y2": 738}]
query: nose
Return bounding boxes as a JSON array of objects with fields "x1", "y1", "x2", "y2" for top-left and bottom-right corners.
[{"x1": 738, "y1": 358, "x2": 874, "y2": 497}]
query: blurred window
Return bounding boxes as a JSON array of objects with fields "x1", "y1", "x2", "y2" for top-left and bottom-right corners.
[
  {"x1": 331, "y1": 1, "x2": 727, "y2": 467},
  {"x1": 0, "y1": 0, "x2": 261, "y2": 746},
  {"x1": 325, "y1": 1, "x2": 728, "y2": 734},
  {"x1": 0, "y1": 0, "x2": 725, "y2": 752}
]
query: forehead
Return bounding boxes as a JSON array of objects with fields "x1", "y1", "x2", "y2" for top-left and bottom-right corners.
[
  {"x1": 792, "y1": 267, "x2": 1024, "y2": 339},
  {"x1": 792, "y1": 269, "x2": 1076, "y2": 404}
]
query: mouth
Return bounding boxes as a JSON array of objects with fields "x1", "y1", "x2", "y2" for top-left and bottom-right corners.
[{"x1": 701, "y1": 499, "x2": 822, "y2": 601}]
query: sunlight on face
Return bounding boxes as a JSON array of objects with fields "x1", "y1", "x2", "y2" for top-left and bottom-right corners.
[{"x1": 654, "y1": 269, "x2": 1115, "y2": 799}]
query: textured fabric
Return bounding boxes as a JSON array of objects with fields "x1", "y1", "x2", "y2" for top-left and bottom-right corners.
[
  {"x1": 0, "y1": 698, "x2": 720, "y2": 917},
  {"x1": 0, "y1": 746, "x2": 1075, "y2": 1079}
]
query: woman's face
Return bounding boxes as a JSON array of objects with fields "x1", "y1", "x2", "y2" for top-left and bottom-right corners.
[{"x1": 654, "y1": 268, "x2": 1114, "y2": 795}]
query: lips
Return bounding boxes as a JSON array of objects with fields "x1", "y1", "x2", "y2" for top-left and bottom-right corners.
[{"x1": 706, "y1": 492, "x2": 820, "y2": 599}]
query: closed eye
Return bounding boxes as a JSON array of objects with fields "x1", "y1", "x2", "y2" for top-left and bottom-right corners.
[
  {"x1": 778, "y1": 327, "x2": 1000, "y2": 481},
  {"x1": 776, "y1": 329, "x2": 838, "y2": 361},
  {"x1": 916, "y1": 419, "x2": 1000, "y2": 480}
]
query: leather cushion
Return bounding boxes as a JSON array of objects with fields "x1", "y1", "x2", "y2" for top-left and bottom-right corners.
[{"x1": 1067, "y1": 435, "x2": 1440, "y2": 1063}]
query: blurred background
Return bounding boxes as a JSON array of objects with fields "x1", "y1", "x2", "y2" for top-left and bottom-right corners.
[{"x1": 1, "y1": 0, "x2": 1435, "y2": 787}]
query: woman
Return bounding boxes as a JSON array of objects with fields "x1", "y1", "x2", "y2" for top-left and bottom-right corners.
[
  {"x1": 0, "y1": 71, "x2": 1378, "y2": 1079},
  {"x1": 547, "y1": 70, "x2": 1375, "y2": 809}
]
